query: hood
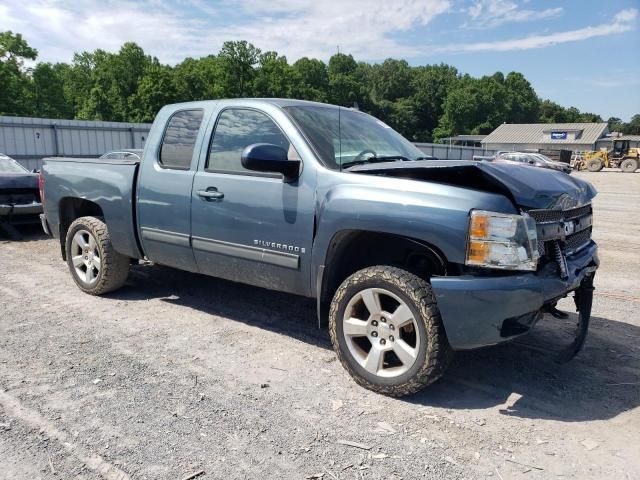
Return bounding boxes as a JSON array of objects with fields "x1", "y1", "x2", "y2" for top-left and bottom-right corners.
[
  {"x1": 0, "y1": 173, "x2": 39, "y2": 190},
  {"x1": 348, "y1": 160, "x2": 595, "y2": 210},
  {"x1": 545, "y1": 161, "x2": 571, "y2": 170}
]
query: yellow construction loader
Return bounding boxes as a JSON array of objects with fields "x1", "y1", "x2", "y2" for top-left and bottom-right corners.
[{"x1": 575, "y1": 139, "x2": 640, "y2": 173}]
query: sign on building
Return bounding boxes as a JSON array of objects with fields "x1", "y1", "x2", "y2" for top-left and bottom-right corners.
[{"x1": 550, "y1": 131, "x2": 568, "y2": 140}]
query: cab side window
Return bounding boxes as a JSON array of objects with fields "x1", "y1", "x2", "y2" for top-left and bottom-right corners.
[
  {"x1": 159, "y1": 109, "x2": 204, "y2": 170},
  {"x1": 207, "y1": 108, "x2": 291, "y2": 174}
]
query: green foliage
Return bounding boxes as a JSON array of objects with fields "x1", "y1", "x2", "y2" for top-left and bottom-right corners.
[
  {"x1": 218, "y1": 40, "x2": 261, "y2": 97},
  {"x1": 0, "y1": 31, "x2": 38, "y2": 115},
  {"x1": 290, "y1": 57, "x2": 328, "y2": 102},
  {"x1": 624, "y1": 114, "x2": 640, "y2": 135},
  {"x1": 0, "y1": 31, "x2": 634, "y2": 142},
  {"x1": 0, "y1": 31, "x2": 37, "y2": 63},
  {"x1": 31, "y1": 62, "x2": 74, "y2": 118}
]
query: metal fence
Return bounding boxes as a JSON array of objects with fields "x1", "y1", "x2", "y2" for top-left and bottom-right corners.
[
  {"x1": 0, "y1": 116, "x2": 152, "y2": 171},
  {"x1": 2, "y1": 116, "x2": 497, "y2": 170},
  {"x1": 414, "y1": 142, "x2": 496, "y2": 160}
]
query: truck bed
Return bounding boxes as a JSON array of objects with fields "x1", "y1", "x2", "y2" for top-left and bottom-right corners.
[{"x1": 41, "y1": 157, "x2": 143, "y2": 259}]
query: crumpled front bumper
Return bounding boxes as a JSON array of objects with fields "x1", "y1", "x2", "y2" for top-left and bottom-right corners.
[{"x1": 431, "y1": 241, "x2": 599, "y2": 350}]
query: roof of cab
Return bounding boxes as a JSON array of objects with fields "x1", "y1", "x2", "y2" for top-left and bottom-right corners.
[{"x1": 165, "y1": 98, "x2": 341, "y2": 110}]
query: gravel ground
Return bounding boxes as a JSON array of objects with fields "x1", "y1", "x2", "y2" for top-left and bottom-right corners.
[{"x1": 1, "y1": 171, "x2": 638, "y2": 480}]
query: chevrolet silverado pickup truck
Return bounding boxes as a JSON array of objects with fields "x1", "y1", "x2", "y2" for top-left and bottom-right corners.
[{"x1": 40, "y1": 99, "x2": 599, "y2": 396}]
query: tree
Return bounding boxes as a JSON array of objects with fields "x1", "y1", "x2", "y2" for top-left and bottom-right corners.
[
  {"x1": 253, "y1": 51, "x2": 294, "y2": 97},
  {"x1": 218, "y1": 40, "x2": 260, "y2": 96},
  {"x1": 607, "y1": 116, "x2": 624, "y2": 133},
  {"x1": 31, "y1": 62, "x2": 74, "y2": 118},
  {"x1": 503, "y1": 72, "x2": 539, "y2": 123},
  {"x1": 624, "y1": 114, "x2": 640, "y2": 135},
  {"x1": 411, "y1": 64, "x2": 458, "y2": 140},
  {"x1": 173, "y1": 56, "x2": 225, "y2": 101},
  {"x1": 0, "y1": 31, "x2": 37, "y2": 63},
  {"x1": 129, "y1": 62, "x2": 177, "y2": 122},
  {"x1": 434, "y1": 74, "x2": 508, "y2": 139},
  {"x1": 290, "y1": 57, "x2": 328, "y2": 101},
  {"x1": 0, "y1": 31, "x2": 38, "y2": 115},
  {"x1": 327, "y1": 53, "x2": 363, "y2": 106},
  {"x1": 370, "y1": 59, "x2": 413, "y2": 102}
]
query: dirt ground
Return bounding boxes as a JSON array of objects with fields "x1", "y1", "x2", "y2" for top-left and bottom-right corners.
[{"x1": 1, "y1": 171, "x2": 638, "y2": 480}]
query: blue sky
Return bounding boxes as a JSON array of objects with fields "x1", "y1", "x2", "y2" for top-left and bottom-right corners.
[{"x1": 2, "y1": 0, "x2": 639, "y2": 120}]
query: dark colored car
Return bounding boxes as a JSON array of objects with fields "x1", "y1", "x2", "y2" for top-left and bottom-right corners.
[{"x1": 0, "y1": 154, "x2": 42, "y2": 227}]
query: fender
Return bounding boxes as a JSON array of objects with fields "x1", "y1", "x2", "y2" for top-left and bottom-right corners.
[{"x1": 310, "y1": 180, "x2": 517, "y2": 300}]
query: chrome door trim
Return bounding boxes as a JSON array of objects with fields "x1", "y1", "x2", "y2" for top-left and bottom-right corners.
[
  {"x1": 191, "y1": 236, "x2": 299, "y2": 270},
  {"x1": 141, "y1": 226, "x2": 191, "y2": 248}
]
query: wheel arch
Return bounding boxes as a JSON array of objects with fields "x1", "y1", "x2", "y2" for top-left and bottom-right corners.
[
  {"x1": 58, "y1": 198, "x2": 104, "y2": 260},
  {"x1": 316, "y1": 229, "x2": 449, "y2": 327}
]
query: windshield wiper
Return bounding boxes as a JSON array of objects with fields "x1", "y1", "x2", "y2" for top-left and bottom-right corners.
[
  {"x1": 342, "y1": 155, "x2": 412, "y2": 169},
  {"x1": 373, "y1": 155, "x2": 413, "y2": 162}
]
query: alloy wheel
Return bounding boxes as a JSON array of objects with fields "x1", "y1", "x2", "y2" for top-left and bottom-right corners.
[
  {"x1": 342, "y1": 287, "x2": 421, "y2": 378},
  {"x1": 70, "y1": 229, "x2": 101, "y2": 285}
]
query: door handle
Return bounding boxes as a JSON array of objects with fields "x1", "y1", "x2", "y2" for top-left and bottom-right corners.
[{"x1": 197, "y1": 188, "x2": 224, "y2": 200}]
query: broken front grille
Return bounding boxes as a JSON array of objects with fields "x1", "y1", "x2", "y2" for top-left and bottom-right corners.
[
  {"x1": 528, "y1": 204, "x2": 592, "y2": 224},
  {"x1": 528, "y1": 204, "x2": 593, "y2": 278}
]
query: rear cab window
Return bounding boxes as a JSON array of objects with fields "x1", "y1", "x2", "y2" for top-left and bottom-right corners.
[{"x1": 159, "y1": 109, "x2": 204, "y2": 170}]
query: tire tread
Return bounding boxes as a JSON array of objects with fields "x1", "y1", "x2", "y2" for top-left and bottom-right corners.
[
  {"x1": 329, "y1": 266, "x2": 452, "y2": 397},
  {"x1": 65, "y1": 216, "x2": 129, "y2": 295}
]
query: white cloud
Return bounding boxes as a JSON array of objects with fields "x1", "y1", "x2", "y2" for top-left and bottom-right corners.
[
  {"x1": 466, "y1": 0, "x2": 562, "y2": 28},
  {"x1": 440, "y1": 8, "x2": 638, "y2": 53},
  {"x1": 0, "y1": 0, "x2": 451, "y2": 64},
  {"x1": 3, "y1": 1, "x2": 637, "y2": 65}
]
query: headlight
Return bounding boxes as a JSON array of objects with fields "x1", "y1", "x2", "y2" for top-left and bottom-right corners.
[{"x1": 466, "y1": 210, "x2": 539, "y2": 271}]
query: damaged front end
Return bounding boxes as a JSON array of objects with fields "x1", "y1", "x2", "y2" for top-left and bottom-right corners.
[
  {"x1": 528, "y1": 203, "x2": 597, "y2": 361},
  {"x1": 436, "y1": 194, "x2": 599, "y2": 359},
  {"x1": 348, "y1": 160, "x2": 600, "y2": 360}
]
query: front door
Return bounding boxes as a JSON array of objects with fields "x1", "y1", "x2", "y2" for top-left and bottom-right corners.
[{"x1": 190, "y1": 106, "x2": 315, "y2": 296}]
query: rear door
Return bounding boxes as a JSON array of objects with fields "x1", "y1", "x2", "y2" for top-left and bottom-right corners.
[
  {"x1": 136, "y1": 108, "x2": 206, "y2": 272},
  {"x1": 190, "y1": 105, "x2": 315, "y2": 296}
]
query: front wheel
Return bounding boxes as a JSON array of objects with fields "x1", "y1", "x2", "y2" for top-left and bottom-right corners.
[
  {"x1": 65, "y1": 216, "x2": 130, "y2": 295},
  {"x1": 586, "y1": 158, "x2": 604, "y2": 172},
  {"x1": 329, "y1": 266, "x2": 452, "y2": 397}
]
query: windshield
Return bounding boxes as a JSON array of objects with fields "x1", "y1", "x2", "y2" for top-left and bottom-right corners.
[
  {"x1": 283, "y1": 105, "x2": 427, "y2": 170},
  {"x1": 0, "y1": 157, "x2": 29, "y2": 174}
]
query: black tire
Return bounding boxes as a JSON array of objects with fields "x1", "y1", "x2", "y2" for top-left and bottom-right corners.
[
  {"x1": 586, "y1": 158, "x2": 604, "y2": 172},
  {"x1": 620, "y1": 158, "x2": 638, "y2": 173},
  {"x1": 65, "y1": 216, "x2": 129, "y2": 295},
  {"x1": 329, "y1": 266, "x2": 452, "y2": 397}
]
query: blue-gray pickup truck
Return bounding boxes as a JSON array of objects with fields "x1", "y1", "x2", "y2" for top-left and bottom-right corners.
[{"x1": 40, "y1": 99, "x2": 598, "y2": 396}]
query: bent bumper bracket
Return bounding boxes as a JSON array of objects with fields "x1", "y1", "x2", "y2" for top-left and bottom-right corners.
[{"x1": 555, "y1": 272, "x2": 595, "y2": 363}]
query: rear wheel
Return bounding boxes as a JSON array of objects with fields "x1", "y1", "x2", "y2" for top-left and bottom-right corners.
[
  {"x1": 586, "y1": 158, "x2": 604, "y2": 172},
  {"x1": 620, "y1": 158, "x2": 638, "y2": 173},
  {"x1": 329, "y1": 266, "x2": 452, "y2": 397},
  {"x1": 65, "y1": 216, "x2": 130, "y2": 295}
]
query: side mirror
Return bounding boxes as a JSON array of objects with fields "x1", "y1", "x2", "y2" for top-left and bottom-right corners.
[{"x1": 241, "y1": 143, "x2": 300, "y2": 181}]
